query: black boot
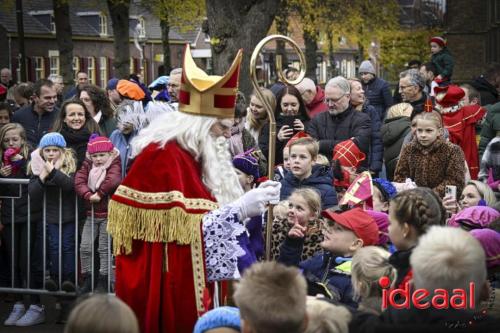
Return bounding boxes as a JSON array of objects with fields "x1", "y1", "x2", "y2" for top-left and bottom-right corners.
[
  {"x1": 94, "y1": 275, "x2": 109, "y2": 294},
  {"x1": 78, "y1": 273, "x2": 93, "y2": 295}
]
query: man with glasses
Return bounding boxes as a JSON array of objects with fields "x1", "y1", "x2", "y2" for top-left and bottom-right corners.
[
  {"x1": 398, "y1": 69, "x2": 432, "y2": 119},
  {"x1": 167, "y1": 68, "x2": 182, "y2": 104},
  {"x1": 307, "y1": 76, "x2": 371, "y2": 160}
]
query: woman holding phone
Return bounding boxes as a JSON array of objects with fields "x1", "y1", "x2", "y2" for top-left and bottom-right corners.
[{"x1": 259, "y1": 85, "x2": 309, "y2": 165}]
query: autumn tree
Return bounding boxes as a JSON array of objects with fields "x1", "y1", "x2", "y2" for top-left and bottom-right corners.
[
  {"x1": 53, "y1": 0, "x2": 74, "y2": 92},
  {"x1": 107, "y1": 0, "x2": 130, "y2": 79},
  {"x1": 206, "y1": 0, "x2": 280, "y2": 97},
  {"x1": 142, "y1": 0, "x2": 204, "y2": 74}
]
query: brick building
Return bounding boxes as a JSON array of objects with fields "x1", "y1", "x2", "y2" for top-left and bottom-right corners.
[{"x1": 445, "y1": 0, "x2": 500, "y2": 81}]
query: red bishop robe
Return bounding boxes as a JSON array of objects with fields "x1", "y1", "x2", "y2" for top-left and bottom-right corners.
[
  {"x1": 442, "y1": 104, "x2": 486, "y2": 180},
  {"x1": 107, "y1": 141, "x2": 220, "y2": 333}
]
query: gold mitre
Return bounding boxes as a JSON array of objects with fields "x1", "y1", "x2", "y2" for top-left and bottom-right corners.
[{"x1": 178, "y1": 44, "x2": 243, "y2": 118}]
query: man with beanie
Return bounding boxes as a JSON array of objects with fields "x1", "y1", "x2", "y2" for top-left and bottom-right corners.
[
  {"x1": 74, "y1": 134, "x2": 121, "y2": 294},
  {"x1": 359, "y1": 60, "x2": 393, "y2": 121},
  {"x1": 295, "y1": 77, "x2": 328, "y2": 118},
  {"x1": 106, "y1": 78, "x2": 121, "y2": 113}
]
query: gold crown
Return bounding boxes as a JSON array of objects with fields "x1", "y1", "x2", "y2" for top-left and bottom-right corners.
[{"x1": 178, "y1": 44, "x2": 243, "y2": 118}]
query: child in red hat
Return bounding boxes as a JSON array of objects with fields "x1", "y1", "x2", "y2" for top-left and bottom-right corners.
[
  {"x1": 278, "y1": 207, "x2": 379, "y2": 307},
  {"x1": 332, "y1": 139, "x2": 366, "y2": 200},
  {"x1": 429, "y1": 36, "x2": 455, "y2": 85},
  {"x1": 74, "y1": 134, "x2": 122, "y2": 293}
]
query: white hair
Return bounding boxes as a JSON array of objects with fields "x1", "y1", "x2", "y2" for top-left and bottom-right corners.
[
  {"x1": 130, "y1": 111, "x2": 243, "y2": 205},
  {"x1": 410, "y1": 226, "x2": 487, "y2": 305},
  {"x1": 116, "y1": 101, "x2": 147, "y2": 130},
  {"x1": 325, "y1": 76, "x2": 351, "y2": 94},
  {"x1": 305, "y1": 299, "x2": 351, "y2": 333},
  {"x1": 170, "y1": 68, "x2": 182, "y2": 76},
  {"x1": 295, "y1": 77, "x2": 316, "y2": 94}
]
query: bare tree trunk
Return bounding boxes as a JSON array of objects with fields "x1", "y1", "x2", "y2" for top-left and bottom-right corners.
[
  {"x1": 303, "y1": 27, "x2": 318, "y2": 82},
  {"x1": 275, "y1": 0, "x2": 289, "y2": 74},
  {"x1": 160, "y1": 18, "x2": 172, "y2": 75},
  {"x1": 53, "y1": 0, "x2": 73, "y2": 94},
  {"x1": 107, "y1": 0, "x2": 130, "y2": 79},
  {"x1": 205, "y1": 0, "x2": 280, "y2": 97}
]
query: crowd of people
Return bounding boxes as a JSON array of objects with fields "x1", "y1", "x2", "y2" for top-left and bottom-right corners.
[{"x1": 0, "y1": 36, "x2": 499, "y2": 332}]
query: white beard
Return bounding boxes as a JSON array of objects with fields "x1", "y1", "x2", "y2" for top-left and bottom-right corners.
[{"x1": 130, "y1": 111, "x2": 243, "y2": 205}]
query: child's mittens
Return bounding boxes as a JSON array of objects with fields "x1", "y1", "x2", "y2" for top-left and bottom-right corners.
[{"x1": 3, "y1": 148, "x2": 22, "y2": 174}]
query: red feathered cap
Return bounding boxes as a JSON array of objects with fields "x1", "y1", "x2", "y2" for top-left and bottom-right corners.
[
  {"x1": 285, "y1": 131, "x2": 311, "y2": 147},
  {"x1": 332, "y1": 139, "x2": 365, "y2": 168},
  {"x1": 434, "y1": 85, "x2": 465, "y2": 108}
]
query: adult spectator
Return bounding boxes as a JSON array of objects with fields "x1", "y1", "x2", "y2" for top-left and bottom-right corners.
[
  {"x1": 64, "y1": 71, "x2": 88, "y2": 100},
  {"x1": 79, "y1": 84, "x2": 117, "y2": 136},
  {"x1": 479, "y1": 101, "x2": 500, "y2": 157},
  {"x1": 47, "y1": 74, "x2": 64, "y2": 108},
  {"x1": 307, "y1": 76, "x2": 371, "y2": 160},
  {"x1": 470, "y1": 63, "x2": 500, "y2": 106},
  {"x1": 12, "y1": 79, "x2": 58, "y2": 146},
  {"x1": 1, "y1": 68, "x2": 16, "y2": 89},
  {"x1": 167, "y1": 68, "x2": 182, "y2": 103},
  {"x1": 12, "y1": 82, "x2": 34, "y2": 110},
  {"x1": 106, "y1": 78, "x2": 121, "y2": 113},
  {"x1": 295, "y1": 77, "x2": 328, "y2": 118},
  {"x1": 419, "y1": 62, "x2": 438, "y2": 97},
  {"x1": 460, "y1": 83, "x2": 481, "y2": 106},
  {"x1": 393, "y1": 60, "x2": 421, "y2": 103},
  {"x1": 359, "y1": 60, "x2": 393, "y2": 121},
  {"x1": 398, "y1": 69, "x2": 430, "y2": 119},
  {"x1": 285, "y1": 67, "x2": 300, "y2": 81}
]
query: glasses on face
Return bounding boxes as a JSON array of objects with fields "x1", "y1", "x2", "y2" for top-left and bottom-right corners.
[
  {"x1": 324, "y1": 94, "x2": 346, "y2": 105},
  {"x1": 400, "y1": 85, "x2": 415, "y2": 90},
  {"x1": 167, "y1": 83, "x2": 179, "y2": 89}
]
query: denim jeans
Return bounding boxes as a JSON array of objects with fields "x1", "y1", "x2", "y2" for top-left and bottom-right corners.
[{"x1": 46, "y1": 223, "x2": 76, "y2": 281}]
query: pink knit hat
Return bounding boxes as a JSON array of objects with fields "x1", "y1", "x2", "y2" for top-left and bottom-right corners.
[
  {"x1": 470, "y1": 229, "x2": 500, "y2": 269},
  {"x1": 87, "y1": 134, "x2": 114, "y2": 154},
  {"x1": 447, "y1": 206, "x2": 500, "y2": 229},
  {"x1": 365, "y1": 210, "x2": 389, "y2": 246}
]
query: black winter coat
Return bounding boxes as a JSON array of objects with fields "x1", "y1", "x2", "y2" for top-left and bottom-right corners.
[
  {"x1": 361, "y1": 103, "x2": 383, "y2": 173},
  {"x1": 471, "y1": 76, "x2": 499, "y2": 106},
  {"x1": 259, "y1": 114, "x2": 309, "y2": 165},
  {"x1": 307, "y1": 106, "x2": 371, "y2": 161},
  {"x1": 381, "y1": 116, "x2": 411, "y2": 181},
  {"x1": 362, "y1": 77, "x2": 393, "y2": 121},
  {"x1": 12, "y1": 105, "x2": 59, "y2": 147},
  {"x1": 279, "y1": 165, "x2": 337, "y2": 209},
  {"x1": 28, "y1": 169, "x2": 76, "y2": 224}
]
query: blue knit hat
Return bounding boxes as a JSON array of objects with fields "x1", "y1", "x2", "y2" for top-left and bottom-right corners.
[
  {"x1": 39, "y1": 132, "x2": 66, "y2": 149},
  {"x1": 373, "y1": 178, "x2": 397, "y2": 201},
  {"x1": 233, "y1": 150, "x2": 260, "y2": 180},
  {"x1": 193, "y1": 306, "x2": 241, "y2": 333}
]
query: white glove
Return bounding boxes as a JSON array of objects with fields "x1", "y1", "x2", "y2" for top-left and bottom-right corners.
[{"x1": 232, "y1": 181, "x2": 281, "y2": 219}]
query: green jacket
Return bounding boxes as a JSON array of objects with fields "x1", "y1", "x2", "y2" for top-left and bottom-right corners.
[
  {"x1": 431, "y1": 48, "x2": 454, "y2": 79},
  {"x1": 479, "y1": 102, "x2": 500, "y2": 157}
]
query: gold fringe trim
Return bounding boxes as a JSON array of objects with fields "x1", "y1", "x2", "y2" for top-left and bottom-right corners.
[{"x1": 107, "y1": 200, "x2": 205, "y2": 255}]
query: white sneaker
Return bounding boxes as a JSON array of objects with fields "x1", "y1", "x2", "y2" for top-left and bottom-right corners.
[
  {"x1": 15, "y1": 304, "x2": 45, "y2": 326},
  {"x1": 4, "y1": 302, "x2": 25, "y2": 326}
]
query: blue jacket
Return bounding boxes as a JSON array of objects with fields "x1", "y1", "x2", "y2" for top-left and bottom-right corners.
[
  {"x1": 279, "y1": 164, "x2": 337, "y2": 209},
  {"x1": 361, "y1": 103, "x2": 383, "y2": 173},
  {"x1": 278, "y1": 236, "x2": 357, "y2": 308},
  {"x1": 110, "y1": 129, "x2": 137, "y2": 179},
  {"x1": 12, "y1": 104, "x2": 60, "y2": 147},
  {"x1": 362, "y1": 77, "x2": 393, "y2": 121}
]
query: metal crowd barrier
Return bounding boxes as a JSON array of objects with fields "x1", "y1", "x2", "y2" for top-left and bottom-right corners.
[{"x1": 0, "y1": 178, "x2": 114, "y2": 296}]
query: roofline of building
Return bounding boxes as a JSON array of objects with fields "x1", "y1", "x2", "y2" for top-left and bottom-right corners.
[{"x1": 5, "y1": 32, "x2": 187, "y2": 44}]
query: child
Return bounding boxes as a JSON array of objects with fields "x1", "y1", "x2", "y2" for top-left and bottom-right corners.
[
  {"x1": 305, "y1": 298, "x2": 351, "y2": 333},
  {"x1": 270, "y1": 200, "x2": 289, "y2": 260},
  {"x1": 371, "y1": 178, "x2": 397, "y2": 213},
  {"x1": 74, "y1": 135, "x2": 121, "y2": 293},
  {"x1": 280, "y1": 137, "x2": 337, "y2": 209},
  {"x1": 233, "y1": 261, "x2": 308, "y2": 333},
  {"x1": 429, "y1": 36, "x2": 454, "y2": 84},
  {"x1": 232, "y1": 151, "x2": 264, "y2": 272},
  {"x1": 274, "y1": 131, "x2": 308, "y2": 181},
  {"x1": 393, "y1": 110, "x2": 466, "y2": 198},
  {"x1": 64, "y1": 294, "x2": 139, "y2": 333},
  {"x1": 279, "y1": 207, "x2": 379, "y2": 307},
  {"x1": 0, "y1": 123, "x2": 44, "y2": 326},
  {"x1": 332, "y1": 139, "x2": 366, "y2": 193},
  {"x1": 193, "y1": 306, "x2": 240, "y2": 333},
  {"x1": 28, "y1": 132, "x2": 78, "y2": 293},
  {"x1": 271, "y1": 188, "x2": 323, "y2": 262},
  {"x1": 387, "y1": 187, "x2": 446, "y2": 289},
  {"x1": 0, "y1": 101, "x2": 12, "y2": 128}
]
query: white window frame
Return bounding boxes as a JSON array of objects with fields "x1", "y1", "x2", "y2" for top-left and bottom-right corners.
[
  {"x1": 34, "y1": 57, "x2": 45, "y2": 81},
  {"x1": 99, "y1": 13, "x2": 108, "y2": 36},
  {"x1": 49, "y1": 56, "x2": 59, "y2": 75},
  {"x1": 87, "y1": 57, "x2": 95, "y2": 84},
  {"x1": 138, "y1": 16, "x2": 146, "y2": 38},
  {"x1": 73, "y1": 56, "x2": 80, "y2": 79},
  {"x1": 100, "y1": 56, "x2": 107, "y2": 86}
]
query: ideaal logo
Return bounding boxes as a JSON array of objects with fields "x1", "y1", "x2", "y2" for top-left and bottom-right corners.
[{"x1": 378, "y1": 276, "x2": 476, "y2": 310}]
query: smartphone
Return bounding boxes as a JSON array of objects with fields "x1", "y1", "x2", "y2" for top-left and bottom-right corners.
[
  {"x1": 281, "y1": 116, "x2": 297, "y2": 130},
  {"x1": 445, "y1": 185, "x2": 457, "y2": 199}
]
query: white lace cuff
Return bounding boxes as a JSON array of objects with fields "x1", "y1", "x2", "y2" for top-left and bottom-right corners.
[{"x1": 202, "y1": 204, "x2": 246, "y2": 282}]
